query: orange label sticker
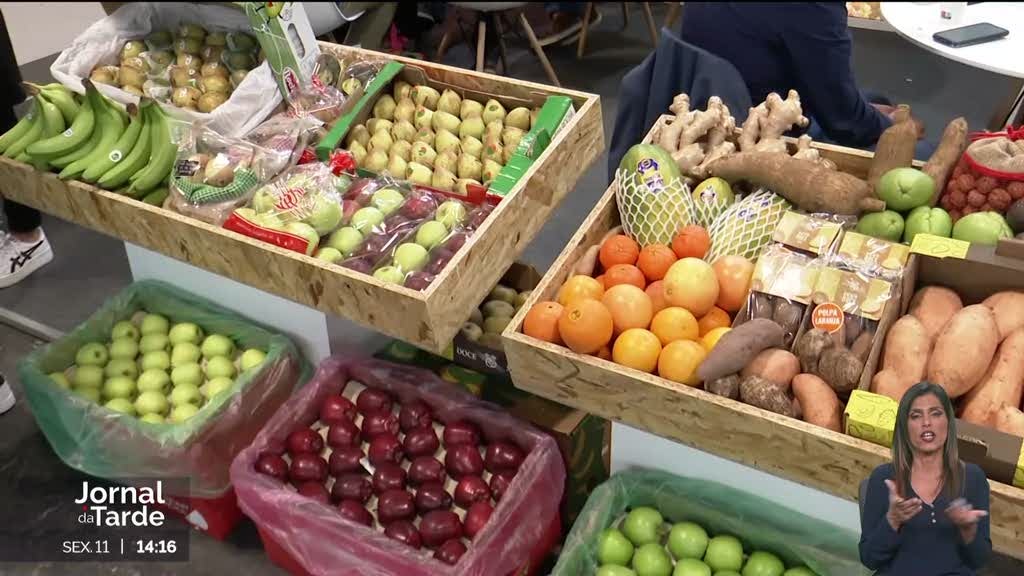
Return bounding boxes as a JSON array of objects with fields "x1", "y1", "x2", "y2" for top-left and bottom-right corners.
[{"x1": 812, "y1": 302, "x2": 844, "y2": 333}]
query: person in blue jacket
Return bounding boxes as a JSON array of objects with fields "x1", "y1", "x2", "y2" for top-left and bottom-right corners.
[{"x1": 859, "y1": 382, "x2": 991, "y2": 574}]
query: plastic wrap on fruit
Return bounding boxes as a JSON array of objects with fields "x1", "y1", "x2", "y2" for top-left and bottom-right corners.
[
  {"x1": 169, "y1": 124, "x2": 275, "y2": 215},
  {"x1": 244, "y1": 113, "x2": 322, "y2": 174}
]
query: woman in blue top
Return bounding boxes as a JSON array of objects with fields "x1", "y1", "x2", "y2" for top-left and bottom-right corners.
[{"x1": 860, "y1": 382, "x2": 991, "y2": 574}]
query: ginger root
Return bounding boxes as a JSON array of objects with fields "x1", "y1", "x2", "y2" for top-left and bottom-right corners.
[
  {"x1": 740, "y1": 90, "x2": 809, "y2": 154},
  {"x1": 658, "y1": 95, "x2": 737, "y2": 176}
]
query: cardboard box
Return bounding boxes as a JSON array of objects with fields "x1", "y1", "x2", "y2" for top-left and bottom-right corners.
[
  {"x1": 844, "y1": 390, "x2": 898, "y2": 448},
  {"x1": 958, "y1": 421, "x2": 1024, "y2": 490},
  {"x1": 243, "y1": 2, "x2": 319, "y2": 103}
]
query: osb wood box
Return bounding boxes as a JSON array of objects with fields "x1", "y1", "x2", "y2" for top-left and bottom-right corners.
[
  {"x1": 0, "y1": 43, "x2": 602, "y2": 353},
  {"x1": 501, "y1": 116, "x2": 1024, "y2": 559}
]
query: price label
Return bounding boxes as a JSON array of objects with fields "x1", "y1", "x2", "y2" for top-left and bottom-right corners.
[{"x1": 910, "y1": 234, "x2": 969, "y2": 259}]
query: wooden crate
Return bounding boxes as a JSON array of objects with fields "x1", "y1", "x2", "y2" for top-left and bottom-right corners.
[
  {"x1": 502, "y1": 116, "x2": 1024, "y2": 559},
  {"x1": 0, "y1": 44, "x2": 603, "y2": 353}
]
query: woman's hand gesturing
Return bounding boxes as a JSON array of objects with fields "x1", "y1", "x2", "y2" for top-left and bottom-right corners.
[{"x1": 885, "y1": 479, "x2": 922, "y2": 531}]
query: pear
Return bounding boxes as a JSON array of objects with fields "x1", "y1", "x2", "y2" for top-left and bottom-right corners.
[
  {"x1": 411, "y1": 141, "x2": 437, "y2": 168},
  {"x1": 394, "y1": 97, "x2": 416, "y2": 123},
  {"x1": 435, "y1": 150, "x2": 459, "y2": 174},
  {"x1": 391, "y1": 140, "x2": 413, "y2": 163},
  {"x1": 366, "y1": 118, "x2": 393, "y2": 134},
  {"x1": 432, "y1": 167, "x2": 457, "y2": 191},
  {"x1": 346, "y1": 124, "x2": 370, "y2": 147},
  {"x1": 411, "y1": 85, "x2": 441, "y2": 110},
  {"x1": 437, "y1": 89, "x2": 462, "y2": 116},
  {"x1": 393, "y1": 80, "x2": 412, "y2": 101},
  {"x1": 484, "y1": 132, "x2": 502, "y2": 152},
  {"x1": 460, "y1": 99, "x2": 484, "y2": 120},
  {"x1": 502, "y1": 126, "x2": 525, "y2": 147},
  {"x1": 456, "y1": 178, "x2": 482, "y2": 194},
  {"x1": 482, "y1": 141, "x2": 504, "y2": 164},
  {"x1": 482, "y1": 159, "x2": 502, "y2": 184},
  {"x1": 459, "y1": 116, "x2": 485, "y2": 140},
  {"x1": 365, "y1": 149, "x2": 389, "y2": 172},
  {"x1": 373, "y1": 94, "x2": 397, "y2": 120},
  {"x1": 458, "y1": 154, "x2": 483, "y2": 181},
  {"x1": 505, "y1": 107, "x2": 531, "y2": 130},
  {"x1": 434, "y1": 129, "x2": 462, "y2": 155},
  {"x1": 482, "y1": 99, "x2": 506, "y2": 124},
  {"x1": 390, "y1": 120, "x2": 417, "y2": 143},
  {"x1": 407, "y1": 162, "x2": 433, "y2": 186},
  {"x1": 530, "y1": 108, "x2": 539, "y2": 129},
  {"x1": 485, "y1": 120, "x2": 503, "y2": 141},
  {"x1": 341, "y1": 77, "x2": 362, "y2": 96},
  {"x1": 386, "y1": 153, "x2": 408, "y2": 179},
  {"x1": 413, "y1": 128, "x2": 436, "y2": 146},
  {"x1": 503, "y1": 142, "x2": 518, "y2": 165},
  {"x1": 432, "y1": 110, "x2": 461, "y2": 134},
  {"x1": 414, "y1": 106, "x2": 434, "y2": 131},
  {"x1": 368, "y1": 130, "x2": 394, "y2": 153},
  {"x1": 349, "y1": 141, "x2": 368, "y2": 166},
  {"x1": 461, "y1": 135, "x2": 484, "y2": 159}
]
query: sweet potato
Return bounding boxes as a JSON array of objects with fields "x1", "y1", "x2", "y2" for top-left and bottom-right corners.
[
  {"x1": 982, "y1": 291, "x2": 1024, "y2": 341},
  {"x1": 927, "y1": 305, "x2": 999, "y2": 398},
  {"x1": 882, "y1": 315, "x2": 930, "y2": 380},
  {"x1": 922, "y1": 118, "x2": 969, "y2": 202},
  {"x1": 818, "y1": 347, "x2": 864, "y2": 394},
  {"x1": 909, "y1": 286, "x2": 963, "y2": 341},
  {"x1": 741, "y1": 348, "x2": 800, "y2": 388},
  {"x1": 706, "y1": 152, "x2": 884, "y2": 215},
  {"x1": 792, "y1": 373, "x2": 843, "y2": 431},
  {"x1": 739, "y1": 375, "x2": 795, "y2": 417},
  {"x1": 707, "y1": 374, "x2": 740, "y2": 400},
  {"x1": 994, "y1": 405, "x2": 1024, "y2": 438},
  {"x1": 872, "y1": 369, "x2": 914, "y2": 402},
  {"x1": 697, "y1": 318, "x2": 785, "y2": 382},
  {"x1": 960, "y1": 328, "x2": 1024, "y2": 427},
  {"x1": 867, "y1": 105, "x2": 917, "y2": 192}
]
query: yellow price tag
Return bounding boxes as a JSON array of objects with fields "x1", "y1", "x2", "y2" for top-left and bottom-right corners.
[{"x1": 910, "y1": 234, "x2": 970, "y2": 259}]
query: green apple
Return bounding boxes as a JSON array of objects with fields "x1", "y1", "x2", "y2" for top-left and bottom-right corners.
[
  {"x1": 371, "y1": 188, "x2": 406, "y2": 215},
  {"x1": 140, "y1": 412, "x2": 166, "y2": 424},
  {"x1": 314, "y1": 247, "x2": 343, "y2": 264},
  {"x1": 140, "y1": 350, "x2": 171, "y2": 372},
  {"x1": 49, "y1": 372, "x2": 71, "y2": 389},
  {"x1": 782, "y1": 568, "x2": 816, "y2": 576},
  {"x1": 668, "y1": 521, "x2": 709, "y2": 560},
  {"x1": 205, "y1": 356, "x2": 236, "y2": 379},
  {"x1": 326, "y1": 227, "x2": 363, "y2": 256},
  {"x1": 239, "y1": 348, "x2": 266, "y2": 371},
  {"x1": 598, "y1": 567, "x2": 637, "y2": 576},
  {"x1": 171, "y1": 363, "x2": 203, "y2": 388},
  {"x1": 632, "y1": 543, "x2": 672, "y2": 576},
  {"x1": 741, "y1": 551, "x2": 784, "y2": 576},
  {"x1": 704, "y1": 535, "x2": 743, "y2": 572},
  {"x1": 415, "y1": 220, "x2": 448, "y2": 249},
  {"x1": 373, "y1": 266, "x2": 405, "y2": 284},
  {"x1": 169, "y1": 383, "x2": 202, "y2": 406},
  {"x1": 102, "y1": 376, "x2": 136, "y2": 399},
  {"x1": 284, "y1": 222, "x2": 320, "y2": 255},
  {"x1": 622, "y1": 507, "x2": 663, "y2": 546},
  {"x1": 75, "y1": 387, "x2": 101, "y2": 403},
  {"x1": 105, "y1": 359, "x2": 138, "y2": 380},
  {"x1": 137, "y1": 369, "x2": 170, "y2": 393},
  {"x1": 715, "y1": 573, "x2": 742, "y2": 576},
  {"x1": 673, "y1": 558, "x2": 711, "y2": 576},
  {"x1": 394, "y1": 243, "x2": 428, "y2": 272},
  {"x1": 952, "y1": 211, "x2": 1013, "y2": 246},
  {"x1": 351, "y1": 207, "x2": 385, "y2": 234},
  {"x1": 72, "y1": 365, "x2": 104, "y2": 389},
  {"x1": 435, "y1": 200, "x2": 467, "y2": 230},
  {"x1": 109, "y1": 338, "x2": 139, "y2": 361},
  {"x1": 135, "y1": 390, "x2": 170, "y2": 415},
  {"x1": 204, "y1": 376, "x2": 234, "y2": 398},
  {"x1": 171, "y1": 342, "x2": 201, "y2": 367},
  {"x1": 252, "y1": 188, "x2": 278, "y2": 213},
  {"x1": 111, "y1": 320, "x2": 140, "y2": 341},
  {"x1": 75, "y1": 342, "x2": 109, "y2": 367},
  {"x1": 304, "y1": 196, "x2": 343, "y2": 236},
  {"x1": 104, "y1": 398, "x2": 136, "y2": 416},
  {"x1": 140, "y1": 313, "x2": 170, "y2": 336},
  {"x1": 169, "y1": 323, "x2": 204, "y2": 346},
  {"x1": 855, "y1": 210, "x2": 904, "y2": 242},
  {"x1": 877, "y1": 168, "x2": 935, "y2": 212},
  {"x1": 169, "y1": 403, "x2": 200, "y2": 423},
  {"x1": 139, "y1": 333, "x2": 170, "y2": 354},
  {"x1": 598, "y1": 527, "x2": 635, "y2": 566},
  {"x1": 201, "y1": 334, "x2": 235, "y2": 359},
  {"x1": 903, "y1": 206, "x2": 952, "y2": 244}
]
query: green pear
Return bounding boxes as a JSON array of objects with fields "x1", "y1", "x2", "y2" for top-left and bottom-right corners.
[
  {"x1": 393, "y1": 97, "x2": 416, "y2": 123},
  {"x1": 364, "y1": 149, "x2": 389, "y2": 172},
  {"x1": 413, "y1": 128, "x2": 435, "y2": 145},
  {"x1": 482, "y1": 159, "x2": 502, "y2": 184},
  {"x1": 456, "y1": 178, "x2": 482, "y2": 194},
  {"x1": 459, "y1": 116, "x2": 485, "y2": 140},
  {"x1": 413, "y1": 106, "x2": 434, "y2": 131},
  {"x1": 482, "y1": 142, "x2": 503, "y2": 164},
  {"x1": 457, "y1": 154, "x2": 483, "y2": 181},
  {"x1": 432, "y1": 167, "x2": 457, "y2": 191},
  {"x1": 349, "y1": 141, "x2": 367, "y2": 166},
  {"x1": 435, "y1": 129, "x2": 461, "y2": 155},
  {"x1": 505, "y1": 107, "x2": 531, "y2": 130},
  {"x1": 432, "y1": 110, "x2": 461, "y2": 134},
  {"x1": 393, "y1": 80, "x2": 412, "y2": 101},
  {"x1": 390, "y1": 140, "x2": 412, "y2": 163},
  {"x1": 407, "y1": 162, "x2": 433, "y2": 186},
  {"x1": 410, "y1": 141, "x2": 437, "y2": 167},
  {"x1": 372, "y1": 94, "x2": 396, "y2": 120},
  {"x1": 390, "y1": 120, "x2": 416, "y2": 143},
  {"x1": 437, "y1": 89, "x2": 461, "y2": 116},
  {"x1": 435, "y1": 150, "x2": 459, "y2": 174},
  {"x1": 460, "y1": 99, "x2": 483, "y2": 120},
  {"x1": 345, "y1": 124, "x2": 370, "y2": 147},
  {"x1": 502, "y1": 126, "x2": 524, "y2": 147},
  {"x1": 386, "y1": 153, "x2": 408, "y2": 179},
  {"x1": 461, "y1": 135, "x2": 484, "y2": 158},
  {"x1": 365, "y1": 118, "x2": 393, "y2": 135},
  {"x1": 368, "y1": 130, "x2": 394, "y2": 153},
  {"x1": 482, "y1": 99, "x2": 506, "y2": 124},
  {"x1": 411, "y1": 85, "x2": 440, "y2": 109},
  {"x1": 485, "y1": 120, "x2": 503, "y2": 141}
]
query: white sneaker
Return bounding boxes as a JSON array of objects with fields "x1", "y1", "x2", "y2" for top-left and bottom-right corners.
[
  {"x1": 0, "y1": 230, "x2": 52, "y2": 288},
  {"x1": 0, "y1": 380, "x2": 14, "y2": 414}
]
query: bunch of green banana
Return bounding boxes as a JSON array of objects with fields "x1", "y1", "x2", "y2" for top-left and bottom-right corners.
[{"x1": 0, "y1": 82, "x2": 79, "y2": 164}]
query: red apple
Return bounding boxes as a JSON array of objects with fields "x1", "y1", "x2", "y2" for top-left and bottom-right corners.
[
  {"x1": 433, "y1": 539, "x2": 467, "y2": 565},
  {"x1": 484, "y1": 441, "x2": 525, "y2": 473},
  {"x1": 345, "y1": 181, "x2": 375, "y2": 205},
  {"x1": 337, "y1": 499, "x2": 373, "y2": 527},
  {"x1": 262, "y1": 441, "x2": 286, "y2": 456},
  {"x1": 426, "y1": 249, "x2": 455, "y2": 275},
  {"x1": 464, "y1": 501, "x2": 493, "y2": 539},
  {"x1": 331, "y1": 473, "x2": 372, "y2": 503},
  {"x1": 295, "y1": 481, "x2": 330, "y2": 505},
  {"x1": 415, "y1": 482, "x2": 453, "y2": 514},
  {"x1": 399, "y1": 400, "x2": 434, "y2": 432},
  {"x1": 368, "y1": 433, "x2": 403, "y2": 466},
  {"x1": 383, "y1": 214, "x2": 412, "y2": 231},
  {"x1": 326, "y1": 419, "x2": 360, "y2": 448},
  {"x1": 287, "y1": 428, "x2": 324, "y2": 455},
  {"x1": 454, "y1": 475, "x2": 491, "y2": 509},
  {"x1": 343, "y1": 256, "x2": 374, "y2": 274},
  {"x1": 328, "y1": 445, "x2": 365, "y2": 476},
  {"x1": 465, "y1": 206, "x2": 492, "y2": 230},
  {"x1": 442, "y1": 421, "x2": 481, "y2": 447},
  {"x1": 319, "y1": 394, "x2": 357, "y2": 424},
  {"x1": 408, "y1": 456, "x2": 445, "y2": 485},
  {"x1": 384, "y1": 520, "x2": 422, "y2": 549},
  {"x1": 403, "y1": 426, "x2": 440, "y2": 458},
  {"x1": 341, "y1": 199, "x2": 360, "y2": 222},
  {"x1": 445, "y1": 444, "x2": 484, "y2": 479},
  {"x1": 361, "y1": 412, "x2": 399, "y2": 441},
  {"x1": 372, "y1": 462, "x2": 406, "y2": 494},
  {"x1": 400, "y1": 191, "x2": 438, "y2": 219},
  {"x1": 255, "y1": 453, "x2": 288, "y2": 480},
  {"x1": 490, "y1": 471, "x2": 515, "y2": 502},
  {"x1": 289, "y1": 453, "x2": 328, "y2": 483},
  {"x1": 443, "y1": 231, "x2": 469, "y2": 252},
  {"x1": 356, "y1": 388, "x2": 393, "y2": 415},
  {"x1": 419, "y1": 510, "x2": 463, "y2": 548},
  {"x1": 404, "y1": 272, "x2": 435, "y2": 291},
  {"x1": 377, "y1": 489, "x2": 416, "y2": 525}
]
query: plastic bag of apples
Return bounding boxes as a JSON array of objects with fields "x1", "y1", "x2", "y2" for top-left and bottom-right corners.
[{"x1": 230, "y1": 356, "x2": 565, "y2": 576}]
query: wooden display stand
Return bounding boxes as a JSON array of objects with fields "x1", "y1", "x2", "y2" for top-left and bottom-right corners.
[{"x1": 502, "y1": 116, "x2": 1024, "y2": 559}]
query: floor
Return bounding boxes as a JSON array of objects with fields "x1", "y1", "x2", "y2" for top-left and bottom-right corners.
[{"x1": 0, "y1": 4, "x2": 1022, "y2": 574}]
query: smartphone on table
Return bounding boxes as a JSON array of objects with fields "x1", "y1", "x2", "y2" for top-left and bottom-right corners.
[{"x1": 933, "y1": 22, "x2": 1009, "y2": 48}]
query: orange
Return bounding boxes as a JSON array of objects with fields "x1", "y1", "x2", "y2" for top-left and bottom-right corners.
[
  {"x1": 523, "y1": 301, "x2": 564, "y2": 344},
  {"x1": 599, "y1": 235, "x2": 640, "y2": 269},
  {"x1": 650, "y1": 307, "x2": 699, "y2": 345},
  {"x1": 712, "y1": 255, "x2": 755, "y2": 312},
  {"x1": 662, "y1": 258, "x2": 719, "y2": 317},
  {"x1": 637, "y1": 244, "x2": 677, "y2": 282},
  {"x1": 646, "y1": 281, "x2": 668, "y2": 315},
  {"x1": 557, "y1": 275, "x2": 604, "y2": 306},
  {"x1": 558, "y1": 299, "x2": 614, "y2": 354},
  {"x1": 604, "y1": 264, "x2": 646, "y2": 290},
  {"x1": 612, "y1": 328, "x2": 662, "y2": 373},
  {"x1": 671, "y1": 225, "x2": 711, "y2": 259},
  {"x1": 602, "y1": 284, "x2": 654, "y2": 334},
  {"x1": 698, "y1": 306, "x2": 732, "y2": 336},
  {"x1": 658, "y1": 340, "x2": 707, "y2": 386},
  {"x1": 701, "y1": 326, "x2": 732, "y2": 352},
  {"x1": 595, "y1": 275, "x2": 606, "y2": 289}
]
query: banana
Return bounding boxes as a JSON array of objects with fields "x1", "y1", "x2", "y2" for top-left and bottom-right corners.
[
  {"x1": 59, "y1": 95, "x2": 125, "y2": 181},
  {"x1": 30, "y1": 93, "x2": 66, "y2": 170},
  {"x1": 26, "y1": 82, "x2": 97, "y2": 159},
  {"x1": 127, "y1": 104, "x2": 174, "y2": 194},
  {"x1": 4, "y1": 100, "x2": 44, "y2": 159},
  {"x1": 98, "y1": 114, "x2": 151, "y2": 190},
  {"x1": 81, "y1": 104, "x2": 143, "y2": 183},
  {"x1": 36, "y1": 84, "x2": 80, "y2": 125},
  {"x1": 141, "y1": 186, "x2": 169, "y2": 206},
  {"x1": 0, "y1": 106, "x2": 38, "y2": 154}
]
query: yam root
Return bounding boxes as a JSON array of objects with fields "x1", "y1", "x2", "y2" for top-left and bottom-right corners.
[
  {"x1": 850, "y1": 330, "x2": 874, "y2": 363},
  {"x1": 982, "y1": 291, "x2": 1024, "y2": 341},
  {"x1": 792, "y1": 135, "x2": 836, "y2": 169},
  {"x1": 697, "y1": 318, "x2": 785, "y2": 382},
  {"x1": 706, "y1": 152, "x2": 883, "y2": 215},
  {"x1": 796, "y1": 329, "x2": 834, "y2": 374},
  {"x1": 909, "y1": 286, "x2": 963, "y2": 341},
  {"x1": 960, "y1": 328, "x2": 1024, "y2": 428},
  {"x1": 739, "y1": 375, "x2": 796, "y2": 417},
  {"x1": 707, "y1": 374, "x2": 740, "y2": 400},
  {"x1": 867, "y1": 104, "x2": 917, "y2": 192},
  {"x1": 922, "y1": 118, "x2": 968, "y2": 202},
  {"x1": 818, "y1": 347, "x2": 864, "y2": 394},
  {"x1": 792, "y1": 373, "x2": 843, "y2": 432},
  {"x1": 994, "y1": 405, "x2": 1024, "y2": 438}
]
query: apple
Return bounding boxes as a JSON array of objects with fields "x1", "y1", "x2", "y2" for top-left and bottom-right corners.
[
  {"x1": 289, "y1": 453, "x2": 328, "y2": 483},
  {"x1": 598, "y1": 527, "x2": 635, "y2": 566},
  {"x1": 326, "y1": 227, "x2": 364, "y2": 256},
  {"x1": 169, "y1": 323, "x2": 204, "y2": 346},
  {"x1": 344, "y1": 256, "x2": 374, "y2": 274},
  {"x1": 623, "y1": 507, "x2": 663, "y2": 546},
  {"x1": 464, "y1": 501, "x2": 493, "y2": 540},
  {"x1": 139, "y1": 333, "x2": 170, "y2": 354},
  {"x1": 357, "y1": 388, "x2": 393, "y2": 415},
  {"x1": 404, "y1": 272, "x2": 435, "y2": 290},
  {"x1": 419, "y1": 509, "x2": 463, "y2": 548},
  {"x1": 205, "y1": 356, "x2": 236, "y2": 380},
  {"x1": 426, "y1": 249, "x2": 455, "y2": 275},
  {"x1": 363, "y1": 412, "x2": 400, "y2": 441},
  {"x1": 295, "y1": 482, "x2": 330, "y2": 505},
  {"x1": 75, "y1": 387, "x2": 101, "y2": 403},
  {"x1": 140, "y1": 350, "x2": 171, "y2": 372},
  {"x1": 674, "y1": 558, "x2": 712, "y2": 576},
  {"x1": 403, "y1": 427, "x2": 440, "y2": 458},
  {"x1": 104, "y1": 359, "x2": 138, "y2": 380},
  {"x1": 632, "y1": 543, "x2": 672, "y2": 576},
  {"x1": 327, "y1": 419, "x2": 361, "y2": 448},
  {"x1": 904, "y1": 205, "x2": 953, "y2": 244},
  {"x1": 704, "y1": 535, "x2": 744, "y2": 572},
  {"x1": 351, "y1": 206, "x2": 385, "y2": 234},
  {"x1": 435, "y1": 200, "x2": 467, "y2": 229},
  {"x1": 73, "y1": 365, "x2": 105, "y2": 388},
  {"x1": 109, "y1": 338, "x2": 139, "y2": 361},
  {"x1": 169, "y1": 403, "x2": 199, "y2": 423},
  {"x1": 315, "y1": 247, "x2": 343, "y2": 264},
  {"x1": 443, "y1": 421, "x2": 481, "y2": 447},
  {"x1": 169, "y1": 383, "x2": 202, "y2": 406},
  {"x1": 368, "y1": 433, "x2": 404, "y2": 466},
  {"x1": 415, "y1": 482, "x2": 452, "y2": 513},
  {"x1": 342, "y1": 198, "x2": 360, "y2": 221},
  {"x1": 465, "y1": 206, "x2": 492, "y2": 230},
  {"x1": 331, "y1": 473, "x2": 372, "y2": 503},
  {"x1": 140, "y1": 413, "x2": 165, "y2": 424},
  {"x1": 371, "y1": 188, "x2": 406, "y2": 216},
  {"x1": 287, "y1": 428, "x2": 324, "y2": 454},
  {"x1": 105, "y1": 398, "x2": 136, "y2": 415},
  {"x1": 102, "y1": 376, "x2": 136, "y2": 399},
  {"x1": 399, "y1": 400, "x2": 433, "y2": 431},
  {"x1": 484, "y1": 441, "x2": 525, "y2": 473},
  {"x1": 200, "y1": 334, "x2": 235, "y2": 359},
  {"x1": 414, "y1": 221, "x2": 448, "y2": 250},
  {"x1": 668, "y1": 521, "x2": 709, "y2": 560},
  {"x1": 75, "y1": 342, "x2": 109, "y2": 367},
  {"x1": 239, "y1": 348, "x2": 267, "y2": 372},
  {"x1": 408, "y1": 456, "x2": 445, "y2": 485},
  {"x1": 171, "y1": 342, "x2": 201, "y2": 367},
  {"x1": 49, "y1": 372, "x2": 71, "y2": 389},
  {"x1": 400, "y1": 191, "x2": 438, "y2": 219},
  {"x1": 433, "y1": 539, "x2": 467, "y2": 565},
  {"x1": 489, "y1": 471, "x2": 514, "y2": 502},
  {"x1": 372, "y1": 462, "x2": 407, "y2": 494},
  {"x1": 140, "y1": 313, "x2": 170, "y2": 336},
  {"x1": 742, "y1": 551, "x2": 784, "y2": 576},
  {"x1": 454, "y1": 475, "x2": 490, "y2": 508},
  {"x1": 304, "y1": 196, "x2": 343, "y2": 235},
  {"x1": 170, "y1": 363, "x2": 203, "y2": 387},
  {"x1": 393, "y1": 243, "x2": 428, "y2": 272},
  {"x1": 385, "y1": 520, "x2": 422, "y2": 549},
  {"x1": 137, "y1": 369, "x2": 170, "y2": 393},
  {"x1": 877, "y1": 167, "x2": 935, "y2": 212},
  {"x1": 952, "y1": 211, "x2": 1013, "y2": 246},
  {"x1": 320, "y1": 394, "x2": 357, "y2": 424},
  {"x1": 135, "y1": 390, "x2": 169, "y2": 415},
  {"x1": 204, "y1": 376, "x2": 233, "y2": 398},
  {"x1": 255, "y1": 453, "x2": 288, "y2": 480},
  {"x1": 111, "y1": 320, "x2": 140, "y2": 341},
  {"x1": 337, "y1": 499, "x2": 374, "y2": 527},
  {"x1": 445, "y1": 444, "x2": 484, "y2": 479},
  {"x1": 328, "y1": 446, "x2": 365, "y2": 476},
  {"x1": 782, "y1": 568, "x2": 816, "y2": 576},
  {"x1": 855, "y1": 210, "x2": 904, "y2": 242},
  {"x1": 374, "y1": 266, "x2": 405, "y2": 285},
  {"x1": 597, "y1": 567, "x2": 637, "y2": 576},
  {"x1": 377, "y1": 489, "x2": 416, "y2": 524}
]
